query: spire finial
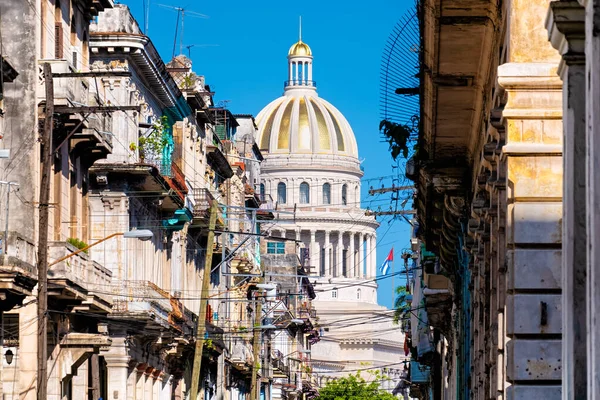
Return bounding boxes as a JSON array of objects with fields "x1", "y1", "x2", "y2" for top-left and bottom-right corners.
[{"x1": 299, "y1": 16, "x2": 302, "y2": 42}]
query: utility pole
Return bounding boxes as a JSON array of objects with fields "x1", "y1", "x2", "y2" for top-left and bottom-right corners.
[
  {"x1": 250, "y1": 283, "x2": 263, "y2": 400},
  {"x1": 190, "y1": 200, "x2": 219, "y2": 399},
  {"x1": 37, "y1": 62, "x2": 53, "y2": 400}
]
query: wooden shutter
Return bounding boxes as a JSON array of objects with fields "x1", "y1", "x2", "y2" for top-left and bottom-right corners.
[{"x1": 55, "y1": 23, "x2": 63, "y2": 59}]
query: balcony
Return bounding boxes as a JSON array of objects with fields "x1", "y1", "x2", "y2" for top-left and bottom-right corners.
[
  {"x1": 111, "y1": 280, "x2": 174, "y2": 332},
  {"x1": 206, "y1": 145, "x2": 234, "y2": 179},
  {"x1": 0, "y1": 233, "x2": 37, "y2": 311},
  {"x1": 48, "y1": 241, "x2": 112, "y2": 313},
  {"x1": 229, "y1": 338, "x2": 254, "y2": 374},
  {"x1": 272, "y1": 356, "x2": 290, "y2": 379},
  {"x1": 190, "y1": 188, "x2": 225, "y2": 229},
  {"x1": 423, "y1": 273, "x2": 452, "y2": 332}
]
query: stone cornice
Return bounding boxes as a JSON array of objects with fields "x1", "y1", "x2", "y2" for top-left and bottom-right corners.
[{"x1": 546, "y1": 1, "x2": 586, "y2": 76}]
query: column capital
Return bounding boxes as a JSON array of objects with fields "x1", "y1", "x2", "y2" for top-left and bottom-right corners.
[{"x1": 546, "y1": 1, "x2": 586, "y2": 72}]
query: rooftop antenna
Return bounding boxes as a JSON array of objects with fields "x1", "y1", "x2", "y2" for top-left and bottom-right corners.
[
  {"x1": 157, "y1": 3, "x2": 209, "y2": 58},
  {"x1": 184, "y1": 44, "x2": 219, "y2": 58}
]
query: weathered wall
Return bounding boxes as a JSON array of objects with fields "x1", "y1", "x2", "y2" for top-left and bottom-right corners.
[
  {"x1": 499, "y1": 62, "x2": 563, "y2": 399},
  {"x1": 0, "y1": 0, "x2": 39, "y2": 247}
]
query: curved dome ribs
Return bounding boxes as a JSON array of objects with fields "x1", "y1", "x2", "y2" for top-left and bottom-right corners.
[
  {"x1": 278, "y1": 99, "x2": 294, "y2": 150},
  {"x1": 324, "y1": 105, "x2": 345, "y2": 152},
  {"x1": 310, "y1": 98, "x2": 331, "y2": 151},
  {"x1": 298, "y1": 97, "x2": 311, "y2": 150},
  {"x1": 255, "y1": 37, "x2": 360, "y2": 164}
]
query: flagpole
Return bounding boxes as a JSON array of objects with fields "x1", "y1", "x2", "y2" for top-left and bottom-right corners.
[{"x1": 391, "y1": 248, "x2": 394, "y2": 297}]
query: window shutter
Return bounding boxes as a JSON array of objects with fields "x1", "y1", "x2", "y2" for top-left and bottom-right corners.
[{"x1": 55, "y1": 23, "x2": 63, "y2": 59}]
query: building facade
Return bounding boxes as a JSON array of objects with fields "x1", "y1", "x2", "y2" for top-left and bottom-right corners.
[
  {"x1": 400, "y1": 0, "x2": 600, "y2": 399},
  {"x1": 255, "y1": 36, "x2": 408, "y2": 388}
]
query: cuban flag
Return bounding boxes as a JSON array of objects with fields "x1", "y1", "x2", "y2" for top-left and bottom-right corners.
[{"x1": 379, "y1": 248, "x2": 393, "y2": 275}]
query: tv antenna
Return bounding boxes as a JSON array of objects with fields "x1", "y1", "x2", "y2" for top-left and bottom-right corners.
[
  {"x1": 157, "y1": 4, "x2": 209, "y2": 58},
  {"x1": 184, "y1": 44, "x2": 219, "y2": 58}
]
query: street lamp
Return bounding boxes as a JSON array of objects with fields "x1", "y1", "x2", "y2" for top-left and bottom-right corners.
[
  {"x1": 256, "y1": 324, "x2": 277, "y2": 330},
  {"x1": 4, "y1": 349, "x2": 13, "y2": 365},
  {"x1": 283, "y1": 349, "x2": 311, "y2": 358},
  {"x1": 49, "y1": 229, "x2": 153, "y2": 267}
]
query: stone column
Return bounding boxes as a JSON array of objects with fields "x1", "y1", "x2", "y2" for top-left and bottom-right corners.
[
  {"x1": 498, "y1": 60, "x2": 563, "y2": 398},
  {"x1": 348, "y1": 232, "x2": 355, "y2": 278},
  {"x1": 370, "y1": 234, "x2": 377, "y2": 279},
  {"x1": 547, "y1": 3, "x2": 587, "y2": 400},
  {"x1": 358, "y1": 233, "x2": 365, "y2": 279},
  {"x1": 103, "y1": 337, "x2": 131, "y2": 400},
  {"x1": 337, "y1": 232, "x2": 344, "y2": 277},
  {"x1": 581, "y1": 2, "x2": 600, "y2": 398},
  {"x1": 324, "y1": 230, "x2": 330, "y2": 277},
  {"x1": 310, "y1": 230, "x2": 318, "y2": 276}
]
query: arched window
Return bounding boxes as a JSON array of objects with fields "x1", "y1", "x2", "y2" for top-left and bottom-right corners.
[
  {"x1": 332, "y1": 288, "x2": 338, "y2": 299},
  {"x1": 323, "y1": 183, "x2": 331, "y2": 205},
  {"x1": 260, "y1": 183, "x2": 265, "y2": 201},
  {"x1": 300, "y1": 182, "x2": 310, "y2": 204},
  {"x1": 357, "y1": 288, "x2": 361, "y2": 300},
  {"x1": 342, "y1": 184, "x2": 348, "y2": 205},
  {"x1": 277, "y1": 182, "x2": 287, "y2": 204}
]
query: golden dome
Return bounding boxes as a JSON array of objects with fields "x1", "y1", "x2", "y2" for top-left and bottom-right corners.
[{"x1": 288, "y1": 40, "x2": 312, "y2": 57}]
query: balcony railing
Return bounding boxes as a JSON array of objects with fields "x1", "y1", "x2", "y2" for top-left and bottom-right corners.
[
  {"x1": 48, "y1": 241, "x2": 112, "y2": 303},
  {"x1": 192, "y1": 188, "x2": 215, "y2": 216},
  {"x1": 284, "y1": 80, "x2": 316, "y2": 87},
  {"x1": 111, "y1": 280, "x2": 172, "y2": 326},
  {"x1": 39, "y1": 60, "x2": 89, "y2": 107}
]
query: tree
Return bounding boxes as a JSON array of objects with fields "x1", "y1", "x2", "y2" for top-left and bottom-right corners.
[
  {"x1": 316, "y1": 372, "x2": 397, "y2": 400},
  {"x1": 393, "y1": 286, "x2": 411, "y2": 325}
]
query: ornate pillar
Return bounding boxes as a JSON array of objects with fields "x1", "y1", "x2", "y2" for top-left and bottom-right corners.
[
  {"x1": 102, "y1": 337, "x2": 131, "y2": 400},
  {"x1": 337, "y1": 232, "x2": 344, "y2": 277},
  {"x1": 310, "y1": 230, "x2": 318, "y2": 276},
  {"x1": 324, "y1": 230, "x2": 330, "y2": 277},
  {"x1": 547, "y1": 4, "x2": 587, "y2": 399},
  {"x1": 498, "y1": 48, "x2": 563, "y2": 398},
  {"x1": 348, "y1": 232, "x2": 355, "y2": 278},
  {"x1": 370, "y1": 234, "x2": 377, "y2": 279},
  {"x1": 358, "y1": 233, "x2": 365, "y2": 279}
]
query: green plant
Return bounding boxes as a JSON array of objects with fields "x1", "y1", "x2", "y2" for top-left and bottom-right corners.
[
  {"x1": 205, "y1": 339, "x2": 214, "y2": 350},
  {"x1": 67, "y1": 237, "x2": 89, "y2": 254},
  {"x1": 316, "y1": 372, "x2": 397, "y2": 400},
  {"x1": 182, "y1": 72, "x2": 198, "y2": 90},
  {"x1": 132, "y1": 116, "x2": 170, "y2": 160},
  {"x1": 379, "y1": 116, "x2": 419, "y2": 160},
  {"x1": 393, "y1": 286, "x2": 411, "y2": 325}
]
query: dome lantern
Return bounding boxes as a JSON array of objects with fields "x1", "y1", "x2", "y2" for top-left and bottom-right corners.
[{"x1": 286, "y1": 16, "x2": 315, "y2": 90}]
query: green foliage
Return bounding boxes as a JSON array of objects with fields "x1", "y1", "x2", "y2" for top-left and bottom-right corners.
[
  {"x1": 205, "y1": 339, "x2": 214, "y2": 350},
  {"x1": 379, "y1": 117, "x2": 418, "y2": 160},
  {"x1": 182, "y1": 73, "x2": 198, "y2": 90},
  {"x1": 393, "y1": 286, "x2": 411, "y2": 325},
  {"x1": 316, "y1": 372, "x2": 397, "y2": 400},
  {"x1": 67, "y1": 237, "x2": 89, "y2": 254},
  {"x1": 130, "y1": 116, "x2": 170, "y2": 160}
]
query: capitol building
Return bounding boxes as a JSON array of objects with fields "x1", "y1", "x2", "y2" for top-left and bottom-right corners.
[{"x1": 255, "y1": 33, "x2": 407, "y2": 389}]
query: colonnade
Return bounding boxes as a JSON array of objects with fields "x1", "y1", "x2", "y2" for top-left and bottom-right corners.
[
  {"x1": 271, "y1": 229, "x2": 377, "y2": 279},
  {"x1": 288, "y1": 60, "x2": 313, "y2": 86}
]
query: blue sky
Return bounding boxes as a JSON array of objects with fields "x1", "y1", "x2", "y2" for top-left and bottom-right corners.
[{"x1": 119, "y1": 0, "x2": 412, "y2": 308}]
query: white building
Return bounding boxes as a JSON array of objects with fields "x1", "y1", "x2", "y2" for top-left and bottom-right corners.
[{"x1": 255, "y1": 34, "x2": 407, "y2": 389}]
